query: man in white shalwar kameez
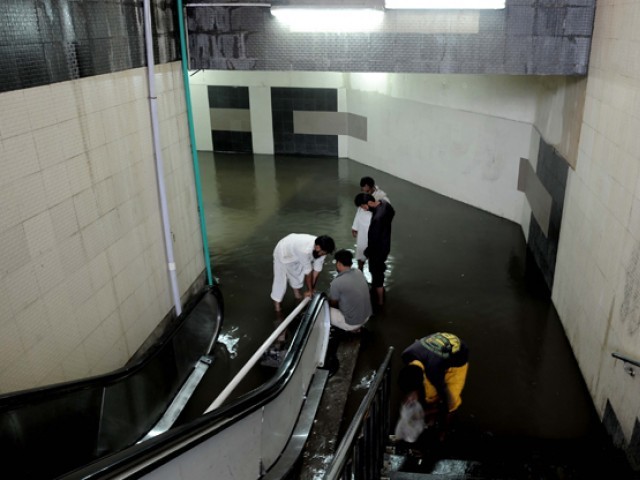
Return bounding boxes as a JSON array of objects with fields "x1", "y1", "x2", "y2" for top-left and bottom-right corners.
[
  {"x1": 271, "y1": 233, "x2": 335, "y2": 312},
  {"x1": 352, "y1": 176, "x2": 390, "y2": 270}
]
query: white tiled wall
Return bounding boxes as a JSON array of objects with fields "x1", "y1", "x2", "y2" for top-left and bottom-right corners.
[
  {"x1": 0, "y1": 63, "x2": 204, "y2": 394},
  {"x1": 553, "y1": 0, "x2": 640, "y2": 444}
]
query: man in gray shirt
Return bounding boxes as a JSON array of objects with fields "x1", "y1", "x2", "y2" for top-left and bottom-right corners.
[{"x1": 328, "y1": 249, "x2": 373, "y2": 332}]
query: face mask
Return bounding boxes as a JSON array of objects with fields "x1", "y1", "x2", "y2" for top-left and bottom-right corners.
[{"x1": 312, "y1": 250, "x2": 321, "y2": 259}]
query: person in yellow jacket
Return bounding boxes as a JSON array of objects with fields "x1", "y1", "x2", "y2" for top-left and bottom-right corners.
[{"x1": 398, "y1": 332, "x2": 469, "y2": 441}]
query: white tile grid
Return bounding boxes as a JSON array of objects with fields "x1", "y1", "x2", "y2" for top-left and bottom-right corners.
[
  {"x1": 116, "y1": 199, "x2": 137, "y2": 236},
  {"x1": 73, "y1": 296, "x2": 102, "y2": 340},
  {"x1": 91, "y1": 336, "x2": 129, "y2": 377},
  {"x1": 0, "y1": 270, "x2": 13, "y2": 318},
  {"x1": 26, "y1": 331, "x2": 65, "y2": 385},
  {"x1": 113, "y1": 264, "x2": 136, "y2": 306},
  {"x1": 610, "y1": 179, "x2": 634, "y2": 226},
  {"x1": 0, "y1": 65, "x2": 206, "y2": 392},
  {"x1": 0, "y1": 353, "x2": 35, "y2": 394},
  {"x1": 42, "y1": 284, "x2": 77, "y2": 337},
  {"x1": 60, "y1": 344, "x2": 91, "y2": 384},
  {"x1": 66, "y1": 153, "x2": 93, "y2": 195},
  {"x1": 100, "y1": 75, "x2": 122, "y2": 110},
  {"x1": 52, "y1": 81, "x2": 81, "y2": 123},
  {"x1": 134, "y1": 98, "x2": 152, "y2": 138},
  {"x1": 101, "y1": 209, "x2": 123, "y2": 247},
  {"x1": 622, "y1": 115, "x2": 640, "y2": 157},
  {"x1": 628, "y1": 197, "x2": 640, "y2": 242},
  {"x1": 1, "y1": 132, "x2": 40, "y2": 187},
  {"x1": 83, "y1": 309, "x2": 123, "y2": 370},
  {"x1": 66, "y1": 265, "x2": 94, "y2": 308},
  {"x1": 115, "y1": 74, "x2": 135, "y2": 106},
  {"x1": 0, "y1": 225, "x2": 31, "y2": 279},
  {"x1": 88, "y1": 252, "x2": 112, "y2": 291},
  {"x1": 0, "y1": 90, "x2": 31, "y2": 140},
  {"x1": 40, "y1": 364, "x2": 67, "y2": 388},
  {"x1": 0, "y1": 319, "x2": 25, "y2": 374},
  {"x1": 94, "y1": 177, "x2": 117, "y2": 216},
  {"x1": 60, "y1": 118, "x2": 85, "y2": 161},
  {"x1": 112, "y1": 169, "x2": 133, "y2": 206},
  {"x1": 178, "y1": 113, "x2": 190, "y2": 145},
  {"x1": 42, "y1": 162, "x2": 73, "y2": 208},
  {"x1": 88, "y1": 144, "x2": 111, "y2": 184},
  {"x1": 95, "y1": 282, "x2": 118, "y2": 323},
  {"x1": 50, "y1": 198, "x2": 80, "y2": 241},
  {"x1": 101, "y1": 106, "x2": 122, "y2": 145},
  {"x1": 25, "y1": 85, "x2": 57, "y2": 131},
  {"x1": 82, "y1": 111, "x2": 107, "y2": 151},
  {"x1": 15, "y1": 299, "x2": 49, "y2": 352},
  {"x1": 81, "y1": 216, "x2": 108, "y2": 260},
  {"x1": 32, "y1": 124, "x2": 66, "y2": 170},
  {"x1": 158, "y1": 93, "x2": 172, "y2": 122},
  {"x1": 133, "y1": 279, "x2": 155, "y2": 319},
  {"x1": 119, "y1": 290, "x2": 142, "y2": 334},
  {"x1": 0, "y1": 182, "x2": 21, "y2": 233},
  {"x1": 119, "y1": 227, "x2": 142, "y2": 272},
  {"x1": 125, "y1": 131, "x2": 144, "y2": 170},
  {"x1": 33, "y1": 249, "x2": 66, "y2": 296},
  {"x1": 78, "y1": 77, "x2": 101, "y2": 115},
  {"x1": 59, "y1": 233, "x2": 88, "y2": 276},
  {"x1": 73, "y1": 187, "x2": 100, "y2": 229}
]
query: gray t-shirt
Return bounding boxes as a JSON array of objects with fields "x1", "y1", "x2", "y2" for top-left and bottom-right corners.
[{"x1": 329, "y1": 268, "x2": 373, "y2": 325}]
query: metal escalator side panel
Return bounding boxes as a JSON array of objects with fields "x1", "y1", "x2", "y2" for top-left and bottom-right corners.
[{"x1": 64, "y1": 294, "x2": 330, "y2": 480}]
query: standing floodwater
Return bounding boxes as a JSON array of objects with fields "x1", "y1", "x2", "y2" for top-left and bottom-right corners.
[{"x1": 181, "y1": 152, "x2": 632, "y2": 477}]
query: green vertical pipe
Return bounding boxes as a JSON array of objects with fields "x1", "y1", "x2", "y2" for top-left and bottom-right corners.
[{"x1": 176, "y1": 0, "x2": 213, "y2": 286}]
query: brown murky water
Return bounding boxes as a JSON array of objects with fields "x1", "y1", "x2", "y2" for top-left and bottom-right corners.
[{"x1": 181, "y1": 152, "x2": 633, "y2": 477}]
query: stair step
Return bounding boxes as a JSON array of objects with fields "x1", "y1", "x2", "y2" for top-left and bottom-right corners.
[{"x1": 384, "y1": 454, "x2": 587, "y2": 480}]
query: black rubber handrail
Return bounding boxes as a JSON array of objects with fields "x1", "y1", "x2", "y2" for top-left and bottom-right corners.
[{"x1": 60, "y1": 292, "x2": 328, "y2": 479}]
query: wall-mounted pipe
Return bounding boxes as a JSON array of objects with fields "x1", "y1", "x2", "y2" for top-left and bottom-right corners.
[
  {"x1": 143, "y1": 0, "x2": 182, "y2": 316},
  {"x1": 177, "y1": 0, "x2": 214, "y2": 286}
]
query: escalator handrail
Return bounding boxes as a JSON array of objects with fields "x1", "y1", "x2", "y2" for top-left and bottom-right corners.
[
  {"x1": 0, "y1": 284, "x2": 223, "y2": 410},
  {"x1": 205, "y1": 295, "x2": 311, "y2": 413},
  {"x1": 61, "y1": 292, "x2": 328, "y2": 479}
]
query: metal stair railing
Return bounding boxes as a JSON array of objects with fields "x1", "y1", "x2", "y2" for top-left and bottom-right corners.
[{"x1": 325, "y1": 346, "x2": 394, "y2": 480}]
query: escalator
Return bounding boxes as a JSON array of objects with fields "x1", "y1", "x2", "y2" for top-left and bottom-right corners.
[
  {"x1": 0, "y1": 285, "x2": 223, "y2": 479},
  {"x1": 2, "y1": 290, "x2": 332, "y2": 480}
]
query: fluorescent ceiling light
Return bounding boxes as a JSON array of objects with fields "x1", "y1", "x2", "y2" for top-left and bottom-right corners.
[
  {"x1": 271, "y1": 7, "x2": 384, "y2": 32},
  {"x1": 385, "y1": 0, "x2": 505, "y2": 9}
]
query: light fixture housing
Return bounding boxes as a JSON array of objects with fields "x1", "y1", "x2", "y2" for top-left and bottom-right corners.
[
  {"x1": 385, "y1": 0, "x2": 505, "y2": 9},
  {"x1": 270, "y1": 0, "x2": 385, "y2": 32}
]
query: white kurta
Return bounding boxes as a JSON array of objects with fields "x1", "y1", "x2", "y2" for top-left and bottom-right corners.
[
  {"x1": 352, "y1": 208, "x2": 372, "y2": 262},
  {"x1": 270, "y1": 233, "x2": 326, "y2": 302}
]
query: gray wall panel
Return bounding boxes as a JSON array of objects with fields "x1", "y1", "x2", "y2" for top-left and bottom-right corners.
[{"x1": 187, "y1": 1, "x2": 595, "y2": 75}]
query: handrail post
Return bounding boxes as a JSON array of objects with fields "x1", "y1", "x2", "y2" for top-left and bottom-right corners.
[{"x1": 325, "y1": 346, "x2": 394, "y2": 480}]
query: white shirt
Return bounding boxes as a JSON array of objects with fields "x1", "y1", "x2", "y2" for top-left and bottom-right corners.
[{"x1": 273, "y1": 233, "x2": 325, "y2": 275}]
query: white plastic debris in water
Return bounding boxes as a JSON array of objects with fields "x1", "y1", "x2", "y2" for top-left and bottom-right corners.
[
  {"x1": 217, "y1": 326, "x2": 240, "y2": 358},
  {"x1": 353, "y1": 370, "x2": 376, "y2": 391}
]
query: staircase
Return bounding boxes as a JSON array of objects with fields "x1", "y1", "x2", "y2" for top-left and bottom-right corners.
[{"x1": 382, "y1": 430, "x2": 640, "y2": 480}]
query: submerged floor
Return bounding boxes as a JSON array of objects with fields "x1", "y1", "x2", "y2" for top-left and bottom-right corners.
[{"x1": 184, "y1": 152, "x2": 635, "y2": 477}]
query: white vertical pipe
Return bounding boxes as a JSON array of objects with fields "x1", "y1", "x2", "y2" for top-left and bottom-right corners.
[{"x1": 143, "y1": 0, "x2": 182, "y2": 316}]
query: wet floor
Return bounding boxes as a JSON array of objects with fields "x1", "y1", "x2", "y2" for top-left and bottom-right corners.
[{"x1": 181, "y1": 152, "x2": 635, "y2": 477}]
